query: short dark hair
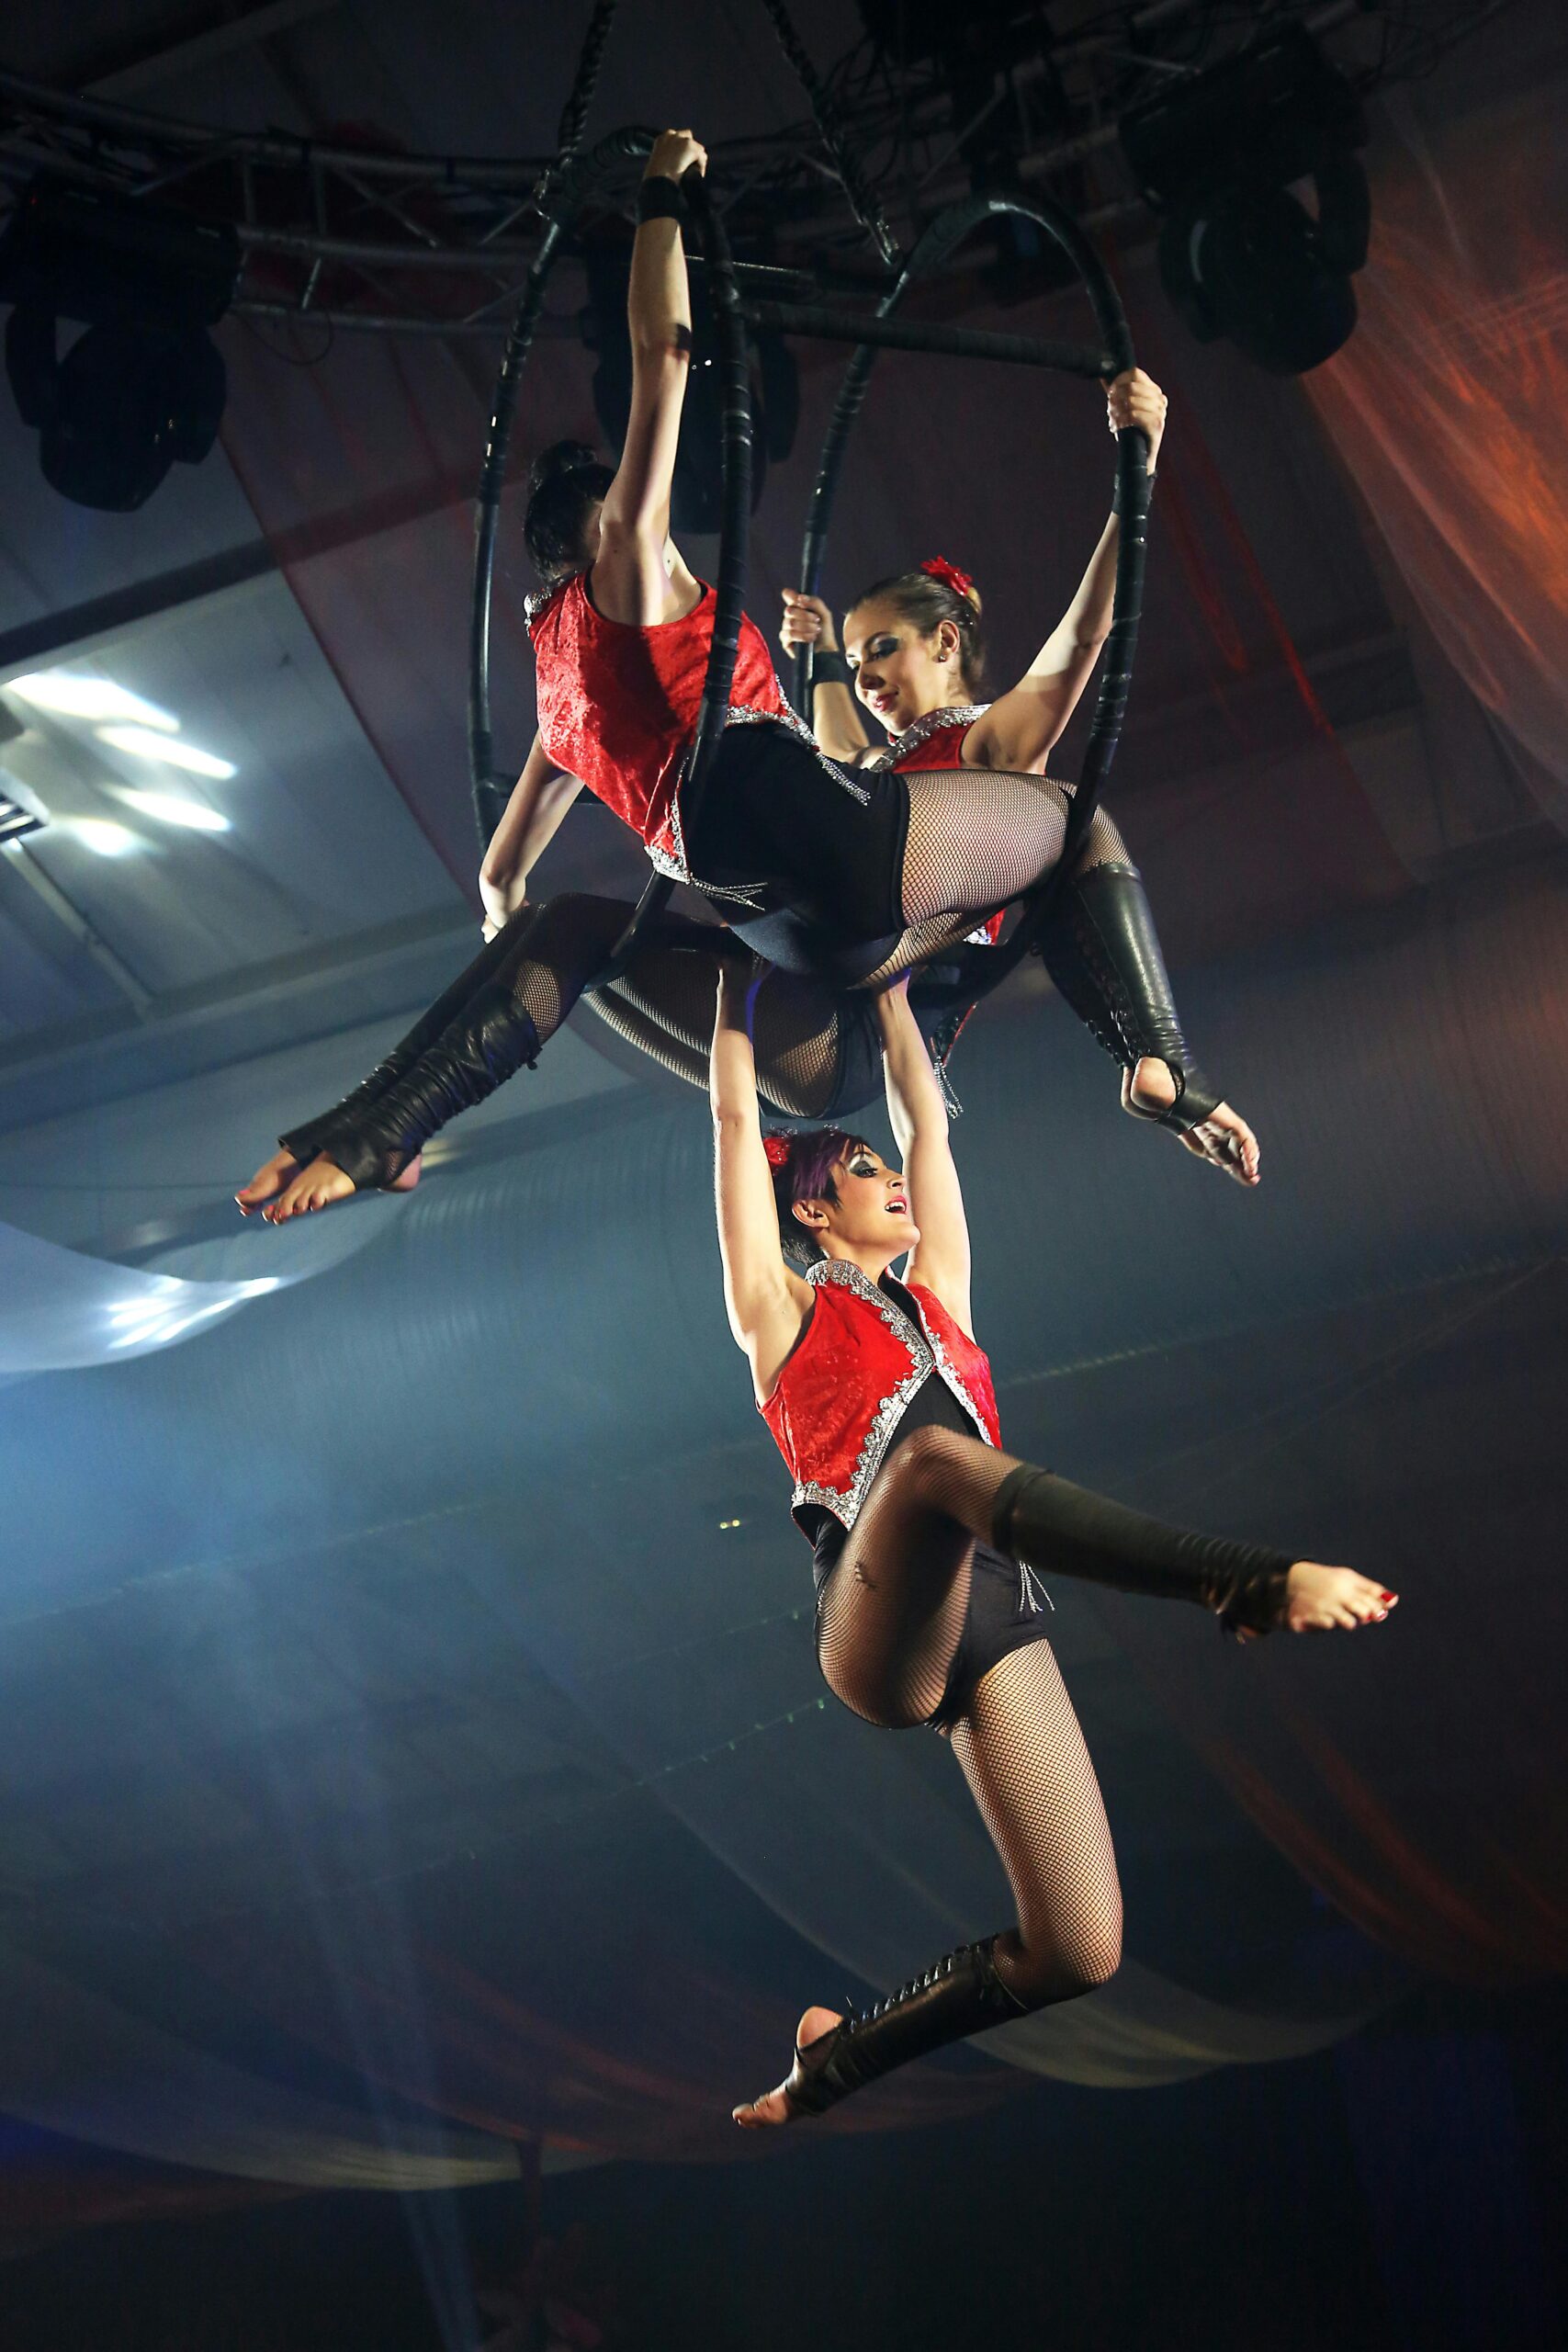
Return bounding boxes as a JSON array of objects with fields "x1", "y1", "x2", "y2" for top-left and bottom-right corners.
[
  {"x1": 523, "y1": 439, "x2": 615, "y2": 588},
  {"x1": 847, "y1": 564, "x2": 987, "y2": 695},
  {"x1": 764, "y1": 1126, "x2": 874, "y2": 1266}
]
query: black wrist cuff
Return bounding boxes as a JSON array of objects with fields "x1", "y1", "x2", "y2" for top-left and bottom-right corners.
[
  {"x1": 811, "y1": 649, "x2": 852, "y2": 687},
  {"x1": 637, "y1": 177, "x2": 687, "y2": 224},
  {"x1": 1111, "y1": 466, "x2": 1156, "y2": 517}
]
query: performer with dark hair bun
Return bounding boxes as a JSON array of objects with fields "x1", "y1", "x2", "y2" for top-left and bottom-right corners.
[
  {"x1": 238, "y1": 127, "x2": 1247, "y2": 1221},
  {"x1": 711, "y1": 959, "x2": 1394, "y2": 2124}
]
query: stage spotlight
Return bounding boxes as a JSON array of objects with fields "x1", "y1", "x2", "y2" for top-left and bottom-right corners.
[
  {"x1": 0, "y1": 179, "x2": 239, "y2": 510},
  {"x1": 1120, "y1": 27, "x2": 1370, "y2": 376},
  {"x1": 582, "y1": 242, "x2": 797, "y2": 534}
]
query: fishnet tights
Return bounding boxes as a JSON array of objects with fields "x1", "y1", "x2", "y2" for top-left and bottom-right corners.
[
  {"x1": 479, "y1": 896, "x2": 840, "y2": 1115},
  {"x1": 897, "y1": 768, "x2": 1130, "y2": 934},
  {"x1": 815, "y1": 1422, "x2": 1122, "y2": 2008},
  {"x1": 592, "y1": 947, "x2": 846, "y2": 1119},
  {"x1": 588, "y1": 786, "x2": 1135, "y2": 1096},
  {"x1": 951, "y1": 1644, "x2": 1123, "y2": 2005}
]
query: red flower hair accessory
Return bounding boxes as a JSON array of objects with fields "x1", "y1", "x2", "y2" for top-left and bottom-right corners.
[
  {"x1": 762, "y1": 1134, "x2": 793, "y2": 1169},
  {"x1": 919, "y1": 555, "x2": 976, "y2": 602}
]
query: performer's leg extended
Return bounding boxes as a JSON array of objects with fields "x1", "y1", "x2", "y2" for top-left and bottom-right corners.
[
  {"x1": 238, "y1": 913, "x2": 534, "y2": 1213},
  {"x1": 259, "y1": 895, "x2": 639, "y2": 1219},
  {"x1": 737, "y1": 1424, "x2": 1393, "y2": 2123},
  {"x1": 862, "y1": 775, "x2": 1258, "y2": 1182}
]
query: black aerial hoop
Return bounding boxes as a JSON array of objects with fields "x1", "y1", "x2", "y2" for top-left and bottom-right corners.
[
  {"x1": 783, "y1": 190, "x2": 1150, "y2": 926},
  {"x1": 469, "y1": 13, "x2": 1148, "y2": 1001}
]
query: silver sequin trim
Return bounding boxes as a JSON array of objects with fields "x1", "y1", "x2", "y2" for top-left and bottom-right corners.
[
  {"x1": 866, "y1": 704, "x2": 991, "y2": 773},
  {"x1": 789, "y1": 1258, "x2": 995, "y2": 1532}
]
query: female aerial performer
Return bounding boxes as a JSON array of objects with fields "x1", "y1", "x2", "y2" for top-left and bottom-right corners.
[
  {"x1": 711, "y1": 958, "x2": 1394, "y2": 2123},
  {"x1": 239, "y1": 125, "x2": 1249, "y2": 1222},
  {"x1": 779, "y1": 513, "x2": 1258, "y2": 1177}
]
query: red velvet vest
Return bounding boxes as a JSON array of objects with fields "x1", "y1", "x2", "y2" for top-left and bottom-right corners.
[
  {"x1": 760, "y1": 1258, "x2": 1001, "y2": 1537},
  {"x1": 529, "y1": 573, "x2": 788, "y2": 878}
]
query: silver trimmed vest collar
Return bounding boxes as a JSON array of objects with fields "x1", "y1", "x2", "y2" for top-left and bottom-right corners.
[{"x1": 869, "y1": 703, "x2": 991, "y2": 771}]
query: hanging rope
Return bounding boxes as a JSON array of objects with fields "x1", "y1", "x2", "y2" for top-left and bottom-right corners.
[
  {"x1": 755, "y1": 0, "x2": 901, "y2": 268},
  {"x1": 530, "y1": 0, "x2": 621, "y2": 217}
]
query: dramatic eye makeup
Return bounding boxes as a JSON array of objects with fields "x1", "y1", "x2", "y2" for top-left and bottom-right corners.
[{"x1": 847, "y1": 1152, "x2": 879, "y2": 1177}]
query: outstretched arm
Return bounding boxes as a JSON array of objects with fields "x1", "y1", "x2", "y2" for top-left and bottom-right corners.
[
  {"x1": 964, "y1": 369, "x2": 1166, "y2": 773},
  {"x1": 479, "y1": 733, "x2": 583, "y2": 936},
  {"x1": 592, "y1": 130, "x2": 708, "y2": 628},
  {"x1": 711, "y1": 964, "x2": 813, "y2": 1398},
  {"x1": 875, "y1": 978, "x2": 972, "y2": 1334},
  {"x1": 779, "y1": 592, "x2": 874, "y2": 763}
]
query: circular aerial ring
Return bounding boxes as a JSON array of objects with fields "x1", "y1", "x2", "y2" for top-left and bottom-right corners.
[{"x1": 795, "y1": 192, "x2": 1149, "y2": 907}]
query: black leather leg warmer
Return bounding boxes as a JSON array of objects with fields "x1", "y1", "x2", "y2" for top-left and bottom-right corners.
[
  {"x1": 782, "y1": 1938, "x2": 1028, "y2": 2117},
  {"x1": 279, "y1": 918, "x2": 528, "y2": 1167},
  {"x1": 298, "y1": 980, "x2": 542, "y2": 1193},
  {"x1": 1034, "y1": 863, "x2": 1220, "y2": 1129},
  {"x1": 990, "y1": 1465, "x2": 1292, "y2": 1638}
]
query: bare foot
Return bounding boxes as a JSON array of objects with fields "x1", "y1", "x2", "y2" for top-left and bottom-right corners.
[
  {"x1": 1234, "y1": 1565, "x2": 1398, "y2": 1645},
  {"x1": 1122, "y1": 1059, "x2": 1260, "y2": 1188},
  {"x1": 262, "y1": 1153, "x2": 356, "y2": 1224},
  {"x1": 236, "y1": 1148, "x2": 299, "y2": 1215},
  {"x1": 732, "y1": 2004, "x2": 841, "y2": 2129}
]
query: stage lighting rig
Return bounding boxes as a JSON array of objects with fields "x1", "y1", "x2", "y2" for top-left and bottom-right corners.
[
  {"x1": 1119, "y1": 26, "x2": 1370, "y2": 376},
  {"x1": 0, "y1": 178, "x2": 239, "y2": 511}
]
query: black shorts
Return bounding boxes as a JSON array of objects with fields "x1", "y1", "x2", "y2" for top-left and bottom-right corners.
[
  {"x1": 814, "y1": 1541, "x2": 1055, "y2": 1734},
  {"x1": 685, "y1": 720, "x2": 911, "y2": 941}
]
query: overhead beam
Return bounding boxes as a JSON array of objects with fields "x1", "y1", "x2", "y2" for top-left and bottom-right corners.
[{"x1": 0, "y1": 543, "x2": 277, "y2": 678}]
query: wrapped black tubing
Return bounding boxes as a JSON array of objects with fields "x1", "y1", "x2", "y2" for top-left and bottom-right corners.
[
  {"x1": 594, "y1": 160, "x2": 755, "y2": 986},
  {"x1": 794, "y1": 190, "x2": 1146, "y2": 894},
  {"x1": 468, "y1": 123, "x2": 653, "y2": 845}
]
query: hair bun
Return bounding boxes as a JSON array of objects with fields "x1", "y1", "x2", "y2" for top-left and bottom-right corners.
[{"x1": 526, "y1": 438, "x2": 604, "y2": 498}]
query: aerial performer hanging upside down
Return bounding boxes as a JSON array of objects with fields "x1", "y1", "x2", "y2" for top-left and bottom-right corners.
[
  {"x1": 240, "y1": 126, "x2": 1255, "y2": 1223},
  {"x1": 711, "y1": 960, "x2": 1394, "y2": 2123}
]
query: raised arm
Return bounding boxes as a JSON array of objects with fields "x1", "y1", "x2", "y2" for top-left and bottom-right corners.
[
  {"x1": 592, "y1": 130, "x2": 708, "y2": 628},
  {"x1": 479, "y1": 732, "x2": 583, "y2": 936},
  {"x1": 964, "y1": 369, "x2": 1166, "y2": 773},
  {"x1": 779, "y1": 592, "x2": 874, "y2": 763},
  {"x1": 875, "y1": 978, "x2": 972, "y2": 1334},
  {"x1": 710, "y1": 962, "x2": 813, "y2": 1399}
]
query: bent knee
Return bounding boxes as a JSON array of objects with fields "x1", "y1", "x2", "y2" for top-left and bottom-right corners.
[
  {"x1": 1010, "y1": 1921, "x2": 1122, "y2": 2008},
  {"x1": 890, "y1": 1421, "x2": 981, "y2": 1501}
]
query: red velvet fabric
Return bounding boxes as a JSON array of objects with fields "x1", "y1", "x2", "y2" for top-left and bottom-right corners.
[
  {"x1": 761, "y1": 1262, "x2": 1000, "y2": 1538},
  {"x1": 529, "y1": 574, "x2": 786, "y2": 865}
]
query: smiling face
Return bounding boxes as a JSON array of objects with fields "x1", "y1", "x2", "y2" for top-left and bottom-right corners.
[
  {"x1": 842, "y1": 595, "x2": 964, "y2": 737},
  {"x1": 794, "y1": 1141, "x2": 918, "y2": 1267}
]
